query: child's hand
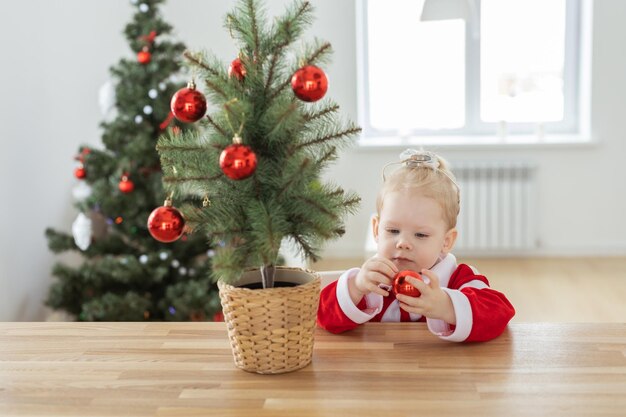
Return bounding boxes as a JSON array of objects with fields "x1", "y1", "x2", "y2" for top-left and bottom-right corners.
[
  {"x1": 349, "y1": 256, "x2": 398, "y2": 303},
  {"x1": 395, "y1": 269, "x2": 457, "y2": 325}
]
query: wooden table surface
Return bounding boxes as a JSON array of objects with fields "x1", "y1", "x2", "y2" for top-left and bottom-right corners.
[{"x1": 0, "y1": 322, "x2": 625, "y2": 417}]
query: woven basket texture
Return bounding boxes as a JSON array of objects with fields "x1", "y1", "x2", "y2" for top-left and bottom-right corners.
[{"x1": 218, "y1": 267, "x2": 321, "y2": 374}]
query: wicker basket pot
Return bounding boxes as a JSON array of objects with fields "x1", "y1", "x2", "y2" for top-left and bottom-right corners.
[{"x1": 218, "y1": 267, "x2": 321, "y2": 374}]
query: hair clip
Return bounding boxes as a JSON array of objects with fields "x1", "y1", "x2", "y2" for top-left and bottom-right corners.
[
  {"x1": 383, "y1": 149, "x2": 439, "y2": 181},
  {"x1": 399, "y1": 149, "x2": 440, "y2": 169},
  {"x1": 382, "y1": 149, "x2": 460, "y2": 197}
]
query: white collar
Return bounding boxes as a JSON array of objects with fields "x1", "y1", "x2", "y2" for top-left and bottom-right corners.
[{"x1": 430, "y1": 253, "x2": 457, "y2": 288}]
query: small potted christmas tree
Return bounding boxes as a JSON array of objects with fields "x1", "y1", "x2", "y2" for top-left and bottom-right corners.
[{"x1": 153, "y1": 0, "x2": 360, "y2": 373}]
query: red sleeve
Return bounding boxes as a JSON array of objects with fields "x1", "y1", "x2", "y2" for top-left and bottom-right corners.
[
  {"x1": 316, "y1": 280, "x2": 363, "y2": 334},
  {"x1": 449, "y1": 264, "x2": 515, "y2": 342}
]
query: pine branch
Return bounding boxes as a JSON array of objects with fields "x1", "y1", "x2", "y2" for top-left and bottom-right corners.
[
  {"x1": 205, "y1": 114, "x2": 230, "y2": 139},
  {"x1": 291, "y1": 234, "x2": 319, "y2": 262},
  {"x1": 264, "y1": 1, "x2": 312, "y2": 93},
  {"x1": 315, "y1": 146, "x2": 337, "y2": 166},
  {"x1": 291, "y1": 126, "x2": 362, "y2": 153},
  {"x1": 276, "y1": 157, "x2": 311, "y2": 199},
  {"x1": 264, "y1": 53, "x2": 281, "y2": 95},
  {"x1": 183, "y1": 50, "x2": 220, "y2": 77},
  {"x1": 328, "y1": 189, "x2": 344, "y2": 197},
  {"x1": 163, "y1": 174, "x2": 223, "y2": 183},
  {"x1": 339, "y1": 196, "x2": 361, "y2": 208},
  {"x1": 266, "y1": 102, "x2": 298, "y2": 137},
  {"x1": 156, "y1": 145, "x2": 204, "y2": 152},
  {"x1": 303, "y1": 104, "x2": 339, "y2": 123},
  {"x1": 210, "y1": 229, "x2": 246, "y2": 237},
  {"x1": 298, "y1": 196, "x2": 338, "y2": 219},
  {"x1": 246, "y1": 0, "x2": 261, "y2": 60},
  {"x1": 205, "y1": 79, "x2": 229, "y2": 100},
  {"x1": 306, "y1": 42, "x2": 332, "y2": 65}
]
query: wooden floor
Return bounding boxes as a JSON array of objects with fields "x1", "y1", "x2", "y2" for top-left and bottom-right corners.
[{"x1": 310, "y1": 257, "x2": 626, "y2": 323}]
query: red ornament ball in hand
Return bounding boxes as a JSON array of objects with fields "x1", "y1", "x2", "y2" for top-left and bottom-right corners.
[
  {"x1": 74, "y1": 166, "x2": 86, "y2": 179},
  {"x1": 147, "y1": 205, "x2": 185, "y2": 243},
  {"x1": 393, "y1": 270, "x2": 422, "y2": 297},
  {"x1": 219, "y1": 144, "x2": 257, "y2": 180},
  {"x1": 291, "y1": 65, "x2": 328, "y2": 102},
  {"x1": 118, "y1": 176, "x2": 134, "y2": 193},
  {"x1": 228, "y1": 57, "x2": 246, "y2": 81},
  {"x1": 137, "y1": 48, "x2": 151, "y2": 64},
  {"x1": 170, "y1": 82, "x2": 207, "y2": 123}
]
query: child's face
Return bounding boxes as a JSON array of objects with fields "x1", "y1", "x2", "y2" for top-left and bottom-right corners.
[{"x1": 373, "y1": 191, "x2": 457, "y2": 272}]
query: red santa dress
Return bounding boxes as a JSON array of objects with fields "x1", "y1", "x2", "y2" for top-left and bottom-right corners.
[{"x1": 317, "y1": 254, "x2": 515, "y2": 342}]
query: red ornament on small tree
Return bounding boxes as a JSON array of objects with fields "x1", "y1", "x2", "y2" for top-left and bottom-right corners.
[
  {"x1": 147, "y1": 198, "x2": 185, "y2": 243},
  {"x1": 118, "y1": 175, "x2": 135, "y2": 193},
  {"x1": 393, "y1": 270, "x2": 423, "y2": 297},
  {"x1": 170, "y1": 81, "x2": 207, "y2": 123},
  {"x1": 228, "y1": 57, "x2": 246, "y2": 81},
  {"x1": 219, "y1": 135, "x2": 257, "y2": 180},
  {"x1": 137, "y1": 47, "x2": 151, "y2": 64},
  {"x1": 291, "y1": 65, "x2": 328, "y2": 102}
]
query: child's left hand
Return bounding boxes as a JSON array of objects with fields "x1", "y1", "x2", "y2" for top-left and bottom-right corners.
[{"x1": 395, "y1": 269, "x2": 457, "y2": 325}]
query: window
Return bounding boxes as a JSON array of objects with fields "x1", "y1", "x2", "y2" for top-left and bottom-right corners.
[{"x1": 357, "y1": 0, "x2": 591, "y2": 145}]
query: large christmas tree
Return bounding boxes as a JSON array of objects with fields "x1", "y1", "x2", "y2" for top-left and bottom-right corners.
[
  {"x1": 155, "y1": 0, "x2": 360, "y2": 288},
  {"x1": 45, "y1": 0, "x2": 220, "y2": 321}
]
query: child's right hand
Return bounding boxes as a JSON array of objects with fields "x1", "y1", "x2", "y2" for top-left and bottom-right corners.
[{"x1": 349, "y1": 256, "x2": 399, "y2": 303}]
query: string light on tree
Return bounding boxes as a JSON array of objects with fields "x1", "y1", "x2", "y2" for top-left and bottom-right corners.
[
  {"x1": 170, "y1": 81, "x2": 207, "y2": 123},
  {"x1": 291, "y1": 65, "x2": 328, "y2": 102},
  {"x1": 147, "y1": 197, "x2": 185, "y2": 243},
  {"x1": 219, "y1": 134, "x2": 257, "y2": 180}
]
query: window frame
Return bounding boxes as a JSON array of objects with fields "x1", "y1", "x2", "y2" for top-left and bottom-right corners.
[{"x1": 356, "y1": 0, "x2": 590, "y2": 146}]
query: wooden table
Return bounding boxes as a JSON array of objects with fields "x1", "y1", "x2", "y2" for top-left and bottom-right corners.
[{"x1": 0, "y1": 322, "x2": 624, "y2": 416}]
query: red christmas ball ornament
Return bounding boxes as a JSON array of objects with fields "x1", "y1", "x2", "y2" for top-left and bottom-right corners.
[
  {"x1": 137, "y1": 47, "x2": 151, "y2": 64},
  {"x1": 147, "y1": 200, "x2": 185, "y2": 243},
  {"x1": 170, "y1": 81, "x2": 207, "y2": 123},
  {"x1": 291, "y1": 65, "x2": 328, "y2": 102},
  {"x1": 118, "y1": 175, "x2": 134, "y2": 193},
  {"x1": 219, "y1": 138, "x2": 257, "y2": 180},
  {"x1": 393, "y1": 270, "x2": 423, "y2": 297},
  {"x1": 228, "y1": 57, "x2": 246, "y2": 81},
  {"x1": 74, "y1": 165, "x2": 86, "y2": 179}
]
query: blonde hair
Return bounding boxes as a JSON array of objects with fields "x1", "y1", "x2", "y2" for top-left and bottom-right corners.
[{"x1": 376, "y1": 152, "x2": 460, "y2": 229}]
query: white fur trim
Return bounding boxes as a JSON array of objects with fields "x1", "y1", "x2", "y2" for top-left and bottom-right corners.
[
  {"x1": 336, "y1": 268, "x2": 383, "y2": 324},
  {"x1": 409, "y1": 312, "x2": 423, "y2": 321},
  {"x1": 468, "y1": 265, "x2": 481, "y2": 275},
  {"x1": 430, "y1": 253, "x2": 457, "y2": 288},
  {"x1": 427, "y1": 288, "x2": 473, "y2": 342},
  {"x1": 459, "y1": 279, "x2": 489, "y2": 290},
  {"x1": 381, "y1": 300, "x2": 401, "y2": 322}
]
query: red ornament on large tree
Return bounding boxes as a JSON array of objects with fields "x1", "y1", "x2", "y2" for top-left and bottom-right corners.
[
  {"x1": 147, "y1": 200, "x2": 185, "y2": 243},
  {"x1": 219, "y1": 137, "x2": 257, "y2": 180},
  {"x1": 291, "y1": 65, "x2": 328, "y2": 102},
  {"x1": 118, "y1": 175, "x2": 135, "y2": 193},
  {"x1": 170, "y1": 81, "x2": 207, "y2": 123},
  {"x1": 74, "y1": 165, "x2": 86, "y2": 179},
  {"x1": 393, "y1": 270, "x2": 423, "y2": 297},
  {"x1": 137, "y1": 47, "x2": 151, "y2": 64}
]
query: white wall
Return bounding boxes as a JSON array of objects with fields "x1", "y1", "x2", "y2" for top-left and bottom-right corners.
[{"x1": 1, "y1": 0, "x2": 624, "y2": 321}]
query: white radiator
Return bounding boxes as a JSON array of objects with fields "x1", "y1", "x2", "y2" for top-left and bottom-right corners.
[{"x1": 453, "y1": 161, "x2": 538, "y2": 254}]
